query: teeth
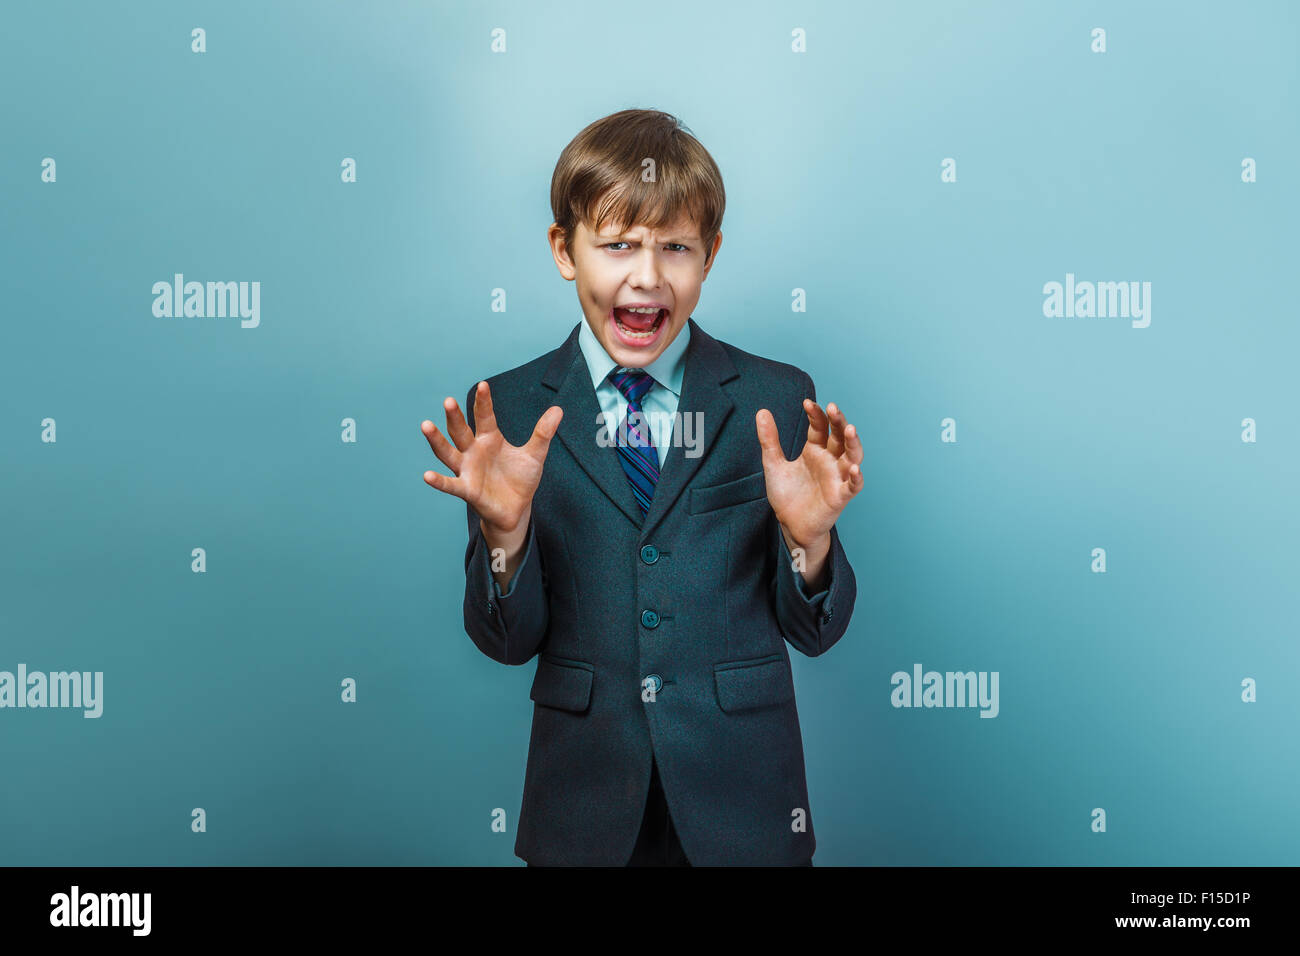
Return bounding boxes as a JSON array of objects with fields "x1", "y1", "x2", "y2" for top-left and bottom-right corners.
[
  {"x1": 621, "y1": 306, "x2": 660, "y2": 313},
  {"x1": 615, "y1": 310, "x2": 664, "y2": 338}
]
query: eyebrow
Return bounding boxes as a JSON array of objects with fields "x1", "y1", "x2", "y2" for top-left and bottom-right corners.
[{"x1": 601, "y1": 233, "x2": 700, "y2": 242}]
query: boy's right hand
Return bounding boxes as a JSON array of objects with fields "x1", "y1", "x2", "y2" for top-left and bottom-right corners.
[{"x1": 420, "y1": 380, "x2": 564, "y2": 536}]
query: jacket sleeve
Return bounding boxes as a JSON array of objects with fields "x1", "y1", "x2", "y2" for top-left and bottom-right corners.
[
  {"x1": 770, "y1": 372, "x2": 857, "y2": 657},
  {"x1": 460, "y1": 382, "x2": 550, "y2": 665}
]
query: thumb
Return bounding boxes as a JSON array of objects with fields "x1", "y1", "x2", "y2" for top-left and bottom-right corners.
[
  {"x1": 525, "y1": 405, "x2": 564, "y2": 457},
  {"x1": 755, "y1": 409, "x2": 785, "y2": 473}
]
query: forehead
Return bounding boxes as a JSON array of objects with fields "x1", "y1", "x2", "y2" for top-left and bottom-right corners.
[{"x1": 586, "y1": 215, "x2": 701, "y2": 239}]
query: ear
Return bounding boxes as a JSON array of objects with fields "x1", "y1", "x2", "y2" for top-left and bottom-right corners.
[
  {"x1": 548, "y1": 222, "x2": 577, "y2": 280},
  {"x1": 701, "y1": 231, "x2": 723, "y2": 278}
]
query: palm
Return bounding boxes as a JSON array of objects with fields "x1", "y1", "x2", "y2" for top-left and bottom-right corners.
[
  {"x1": 765, "y1": 443, "x2": 845, "y2": 543},
  {"x1": 756, "y1": 398, "x2": 864, "y2": 547},
  {"x1": 422, "y1": 381, "x2": 563, "y2": 533}
]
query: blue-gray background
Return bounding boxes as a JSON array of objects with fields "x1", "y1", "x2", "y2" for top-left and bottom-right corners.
[{"x1": 2, "y1": 0, "x2": 1296, "y2": 865}]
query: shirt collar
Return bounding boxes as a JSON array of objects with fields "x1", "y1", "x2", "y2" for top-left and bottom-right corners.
[{"x1": 577, "y1": 315, "x2": 691, "y2": 397}]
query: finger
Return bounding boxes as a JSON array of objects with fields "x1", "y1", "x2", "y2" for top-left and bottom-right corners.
[
  {"x1": 802, "y1": 398, "x2": 830, "y2": 450},
  {"x1": 473, "y1": 379, "x2": 499, "y2": 437},
  {"x1": 754, "y1": 409, "x2": 786, "y2": 471},
  {"x1": 847, "y1": 461, "x2": 865, "y2": 498},
  {"x1": 844, "y1": 421, "x2": 864, "y2": 467},
  {"x1": 444, "y1": 391, "x2": 476, "y2": 451},
  {"x1": 834, "y1": 422, "x2": 864, "y2": 484},
  {"x1": 524, "y1": 405, "x2": 564, "y2": 458},
  {"x1": 830, "y1": 458, "x2": 863, "y2": 501},
  {"x1": 421, "y1": 419, "x2": 463, "y2": 475},
  {"x1": 422, "y1": 467, "x2": 467, "y2": 501},
  {"x1": 825, "y1": 402, "x2": 846, "y2": 458}
]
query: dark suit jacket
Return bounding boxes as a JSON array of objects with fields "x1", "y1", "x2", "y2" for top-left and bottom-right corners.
[{"x1": 461, "y1": 317, "x2": 857, "y2": 865}]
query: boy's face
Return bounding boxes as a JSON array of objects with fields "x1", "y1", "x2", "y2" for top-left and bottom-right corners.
[{"x1": 548, "y1": 213, "x2": 722, "y2": 369}]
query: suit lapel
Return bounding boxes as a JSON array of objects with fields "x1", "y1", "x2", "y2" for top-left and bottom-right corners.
[
  {"x1": 540, "y1": 317, "x2": 740, "y2": 536},
  {"x1": 543, "y1": 324, "x2": 646, "y2": 529},
  {"x1": 638, "y1": 319, "x2": 738, "y2": 539}
]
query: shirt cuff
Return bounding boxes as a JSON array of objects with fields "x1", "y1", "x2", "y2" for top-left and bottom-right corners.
[
  {"x1": 777, "y1": 524, "x2": 830, "y2": 606},
  {"x1": 489, "y1": 517, "x2": 537, "y2": 600}
]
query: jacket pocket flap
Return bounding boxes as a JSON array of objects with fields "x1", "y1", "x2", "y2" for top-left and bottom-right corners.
[
  {"x1": 713, "y1": 654, "x2": 794, "y2": 712},
  {"x1": 530, "y1": 655, "x2": 594, "y2": 713},
  {"x1": 690, "y1": 470, "x2": 767, "y2": 514}
]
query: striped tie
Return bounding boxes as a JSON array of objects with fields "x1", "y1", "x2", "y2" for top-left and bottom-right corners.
[{"x1": 608, "y1": 368, "x2": 659, "y2": 515}]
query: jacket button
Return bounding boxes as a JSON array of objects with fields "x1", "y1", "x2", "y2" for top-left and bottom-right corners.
[
  {"x1": 821, "y1": 609, "x2": 832, "y2": 624},
  {"x1": 487, "y1": 600, "x2": 496, "y2": 615},
  {"x1": 643, "y1": 674, "x2": 663, "y2": 694},
  {"x1": 640, "y1": 544, "x2": 659, "y2": 564},
  {"x1": 641, "y1": 609, "x2": 660, "y2": 629}
]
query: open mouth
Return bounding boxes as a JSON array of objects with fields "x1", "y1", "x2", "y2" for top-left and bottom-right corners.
[{"x1": 611, "y1": 306, "x2": 668, "y2": 343}]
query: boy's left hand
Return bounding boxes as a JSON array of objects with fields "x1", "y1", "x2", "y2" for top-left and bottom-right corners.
[{"x1": 755, "y1": 399, "x2": 864, "y2": 580}]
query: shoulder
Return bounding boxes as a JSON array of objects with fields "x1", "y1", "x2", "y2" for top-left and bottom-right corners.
[
  {"x1": 463, "y1": 327, "x2": 575, "y2": 404},
  {"x1": 467, "y1": 353, "x2": 552, "y2": 397},
  {"x1": 460, "y1": 327, "x2": 578, "y2": 435},
  {"x1": 697, "y1": 323, "x2": 816, "y2": 399}
]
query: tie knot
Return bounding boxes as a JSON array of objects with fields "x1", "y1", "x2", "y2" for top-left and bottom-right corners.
[{"x1": 609, "y1": 367, "x2": 655, "y2": 404}]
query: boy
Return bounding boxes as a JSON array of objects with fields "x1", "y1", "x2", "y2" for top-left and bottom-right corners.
[{"x1": 421, "y1": 109, "x2": 863, "y2": 866}]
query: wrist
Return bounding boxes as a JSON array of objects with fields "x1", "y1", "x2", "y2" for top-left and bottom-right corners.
[
  {"x1": 780, "y1": 523, "x2": 830, "y2": 557},
  {"x1": 482, "y1": 509, "x2": 531, "y2": 549}
]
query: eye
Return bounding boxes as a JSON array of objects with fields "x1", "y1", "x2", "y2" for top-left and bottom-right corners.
[{"x1": 603, "y1": 241, "x2": 689, "y2": 253}]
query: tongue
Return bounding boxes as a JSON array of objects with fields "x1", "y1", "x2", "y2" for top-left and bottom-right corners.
[{"x1": 615, "y1": 307, "x2": 661, "y2": 330}]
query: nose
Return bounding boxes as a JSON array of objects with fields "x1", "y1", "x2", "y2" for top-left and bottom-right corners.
[{"x1": 629, "y1": 245, "x2": 664, "y2": 290}]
